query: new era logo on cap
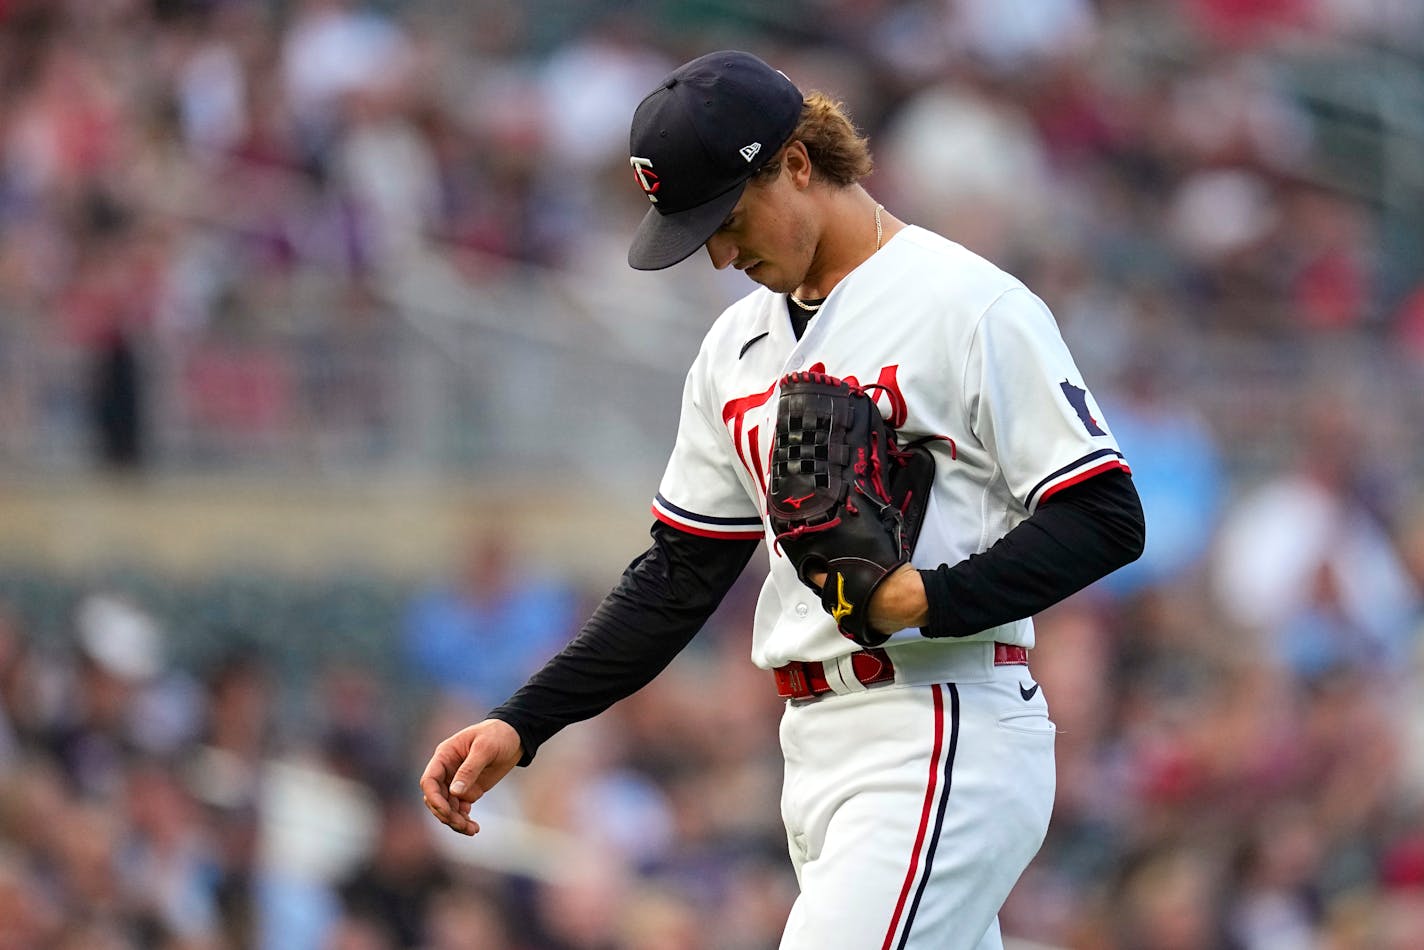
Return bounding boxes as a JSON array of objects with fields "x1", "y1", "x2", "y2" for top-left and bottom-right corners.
[{"x1": 626, "y1": 51, "x2": 804, "y2": 271}]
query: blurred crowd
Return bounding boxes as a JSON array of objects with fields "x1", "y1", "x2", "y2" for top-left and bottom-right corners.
[
  {"x1": 0, "y1": 0, "x2": 1421, "y2": 472},
  {"x1": 2, "y1": 0, "x2": 1424, "y2": 948}
]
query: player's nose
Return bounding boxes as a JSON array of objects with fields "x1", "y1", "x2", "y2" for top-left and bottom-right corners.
[{"x1": 705, "y1": 233, "x2": 737, "y2": 270}]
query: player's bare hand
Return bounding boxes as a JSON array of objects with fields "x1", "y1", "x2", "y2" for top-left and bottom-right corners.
[
  {"x1": 810, "y1": 563, "x2": 928, "y2": 634},
  {"x1": 419, "y1": 718, "x2": 523, "y2": 836}
]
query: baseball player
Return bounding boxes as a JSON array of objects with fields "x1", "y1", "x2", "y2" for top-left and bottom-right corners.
[{"x1": 421, "y1": 51, "x2": 1146, "y2": 949}]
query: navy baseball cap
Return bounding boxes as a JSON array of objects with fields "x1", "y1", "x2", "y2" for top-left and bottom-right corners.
[{"x1": 627, "y1": 51, "x2": 804, "y2": 271}]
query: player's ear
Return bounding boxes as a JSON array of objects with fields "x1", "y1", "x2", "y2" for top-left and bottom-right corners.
[{"x1": 782, "y1": 140, "x2": 813, "y2": 189}]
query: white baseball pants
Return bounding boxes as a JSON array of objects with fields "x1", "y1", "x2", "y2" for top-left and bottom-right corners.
[{"x1": 777, "y1": 662, "x2": 1056, "y2": 949}]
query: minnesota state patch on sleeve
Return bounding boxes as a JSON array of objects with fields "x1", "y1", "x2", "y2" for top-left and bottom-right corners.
[{"x1": 1059, "y1": 380, "x2": 1107, "y2": 437}]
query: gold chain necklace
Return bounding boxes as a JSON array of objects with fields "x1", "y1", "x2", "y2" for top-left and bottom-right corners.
[{"x1": 789, "y1": 204, "x2": 883, "y2": 313}]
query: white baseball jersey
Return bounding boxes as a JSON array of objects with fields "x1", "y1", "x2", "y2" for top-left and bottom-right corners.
[{"x1": 653, "y1": 226, "x2": 1129, "y2": 669}]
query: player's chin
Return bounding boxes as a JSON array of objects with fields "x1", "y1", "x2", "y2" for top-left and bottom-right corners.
[{"x1": 746, "y1": 263, "x2": 790, "y2": 293}]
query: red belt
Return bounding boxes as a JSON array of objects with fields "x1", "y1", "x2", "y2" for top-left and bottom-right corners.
[{"x1": 773, "y1": 642, "x2": 1028, "y2": 701}]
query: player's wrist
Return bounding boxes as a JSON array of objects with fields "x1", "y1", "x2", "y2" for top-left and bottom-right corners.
[{"x1": 868, "y1": 564, "x2": 929, "y2": 632}]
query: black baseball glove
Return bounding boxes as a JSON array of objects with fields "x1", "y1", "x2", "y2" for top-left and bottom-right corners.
[{"x1": 767, "y1": 371, "x2": 938, "y2": 648}]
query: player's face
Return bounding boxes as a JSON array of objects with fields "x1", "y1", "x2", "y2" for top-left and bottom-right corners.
[{"x1": 704, "y1": 162, "x2": 817, "y2": 294}]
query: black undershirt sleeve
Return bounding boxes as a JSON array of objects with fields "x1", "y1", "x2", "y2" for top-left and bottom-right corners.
[
  {"x1": 920, "y1": 468, "x2": 1145, "y2": 638},
  {"x1": 488, "y1": 523, "x2": 759, "y2": 765}
]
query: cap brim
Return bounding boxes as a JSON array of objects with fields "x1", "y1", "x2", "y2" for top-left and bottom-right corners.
[{"x1": 627, "y1": 182, "x2": 747, "y2": 271}]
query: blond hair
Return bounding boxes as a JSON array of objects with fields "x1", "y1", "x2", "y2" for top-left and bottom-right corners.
[{"x1": 754, "y1": 91, "x2": 874, "y2": 187}]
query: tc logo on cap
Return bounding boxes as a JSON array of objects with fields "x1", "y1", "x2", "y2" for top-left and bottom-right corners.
[{"x1": 630, "y1": 156, "x2": 659, "y2": 203}]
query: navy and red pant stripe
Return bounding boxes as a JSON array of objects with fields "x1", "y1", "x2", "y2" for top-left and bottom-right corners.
[{"x1": 881, "y1": 683, "x2": 960, "y2": 950}]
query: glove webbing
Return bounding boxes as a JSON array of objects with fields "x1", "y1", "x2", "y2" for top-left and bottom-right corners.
[{"x1": 772, "y1": 376, "x2": 904, "y2": 554}]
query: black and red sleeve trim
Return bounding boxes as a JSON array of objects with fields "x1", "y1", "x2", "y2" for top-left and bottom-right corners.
[
  {"x1": 652, "y1": 492, "x2": 765, "y2": 540},
  {"x1": 1024, "y1": 449, "x2": 1130, "y2": 512}
]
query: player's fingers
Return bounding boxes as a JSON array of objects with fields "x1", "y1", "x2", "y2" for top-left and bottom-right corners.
[
  {"x1": 419, "y1": 750, "x2": 455, "y2": 807},
  {"x1": 421, "y1": 784, "x2": 479, "y2": 835},
  {"x1": 453, "y1": 753, "x2": 520, "y2": 815},
  {"x1": 441, "y1": 804, "x2": 479, "y2": 835},
  {"x1": 449, "y1": 748, "x2": 497, "y2": 804},
  {"x1": 420, "y1": 784, "x2": 456, "y2": 826},
  {"x1": 420, "y1": 740, "x2": 477, "y2": 826},
  {"x1": 425, "y1": 799, "x2": 478, "y2": 835}
]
